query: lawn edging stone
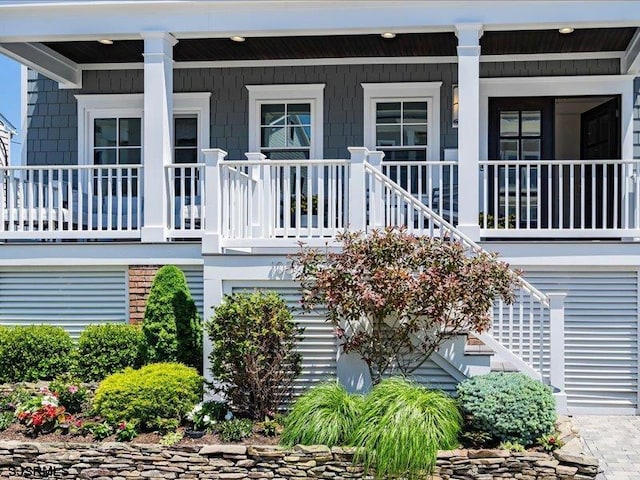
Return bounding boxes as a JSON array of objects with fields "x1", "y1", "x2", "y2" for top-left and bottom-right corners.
[{"x1": 0, "y1": 440, "x2": 600, "y2": 479}]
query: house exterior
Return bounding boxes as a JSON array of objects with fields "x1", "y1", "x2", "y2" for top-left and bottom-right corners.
[
  {"x1": 0, "y1": 0, "x2": 639, "y2": 415},
  {"x1": 0, "y1": 113, "x2": 17, "y2": 168}
]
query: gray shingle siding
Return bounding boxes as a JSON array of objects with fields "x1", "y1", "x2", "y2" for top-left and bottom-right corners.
[{"x1": 26, "y1": 58, "x2": 622, "y2": 165}]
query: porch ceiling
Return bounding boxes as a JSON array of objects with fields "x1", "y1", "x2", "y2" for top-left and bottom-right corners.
[{"x1": 40, "y1": 27, "x2": 637, "y2": 64}]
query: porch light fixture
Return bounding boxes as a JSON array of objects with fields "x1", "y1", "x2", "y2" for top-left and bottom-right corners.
[
  {"x1": 452, "y1": 84, "x2": 459, "y2": 128},
  {"x1": 381, "y1": 32, "x2": 396, "y2": 39},
  {"x1": 230, "y1": 36, "x2": 246, "y2": 42},
  {"x1": 559, "y1": 27, "x2": 574, "y2": 34},
  {"x1": 98, "y1": 39, "x2": 114, "y2": 45}
]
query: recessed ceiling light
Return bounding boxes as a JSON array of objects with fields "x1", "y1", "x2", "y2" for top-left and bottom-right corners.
[
  {"x1": 559, "y1": 27, "x2": 574, "y2": 34},
  {"x1": 98, "y1": 39, "x2": 114, "y2": 45},
  {"x1": 381, "y1": 32, "x2": 396, "y2": 39},
  {"x1": 230, "y1": 36, "x2": 246, "y2": 42}
]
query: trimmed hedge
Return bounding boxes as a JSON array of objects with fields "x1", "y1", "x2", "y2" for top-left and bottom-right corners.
[
  {"x1": 92, "y1": 362, "x2": 203, "y2": 432},
  {"x1": 457, "y1": 372, "x2": 556, "y2": 446},
  {"x1": 0, "y1": 325, "x2": 73, "y2": 382},
  {"x1": 142, "y1": 266, "x2": 202, "y2": 371},
  {"x1": 74, "y1": 324, "x2": 146, "y2": 382}
]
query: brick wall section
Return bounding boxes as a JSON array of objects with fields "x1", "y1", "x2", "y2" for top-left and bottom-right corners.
[
  {"x1": 26, "y1": 58, "x2": 620, "y2": 165},
  {"x1": 127, "y1": 265, "x2": 160, "y2": 324}
]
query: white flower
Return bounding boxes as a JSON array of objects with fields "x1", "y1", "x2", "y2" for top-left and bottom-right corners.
[
  {"x1": 203, "y1": 415, "x2": 211, "y2": 424},
  {"x1": 224, "y1": 410, "x2": 233, "y2": 421}
]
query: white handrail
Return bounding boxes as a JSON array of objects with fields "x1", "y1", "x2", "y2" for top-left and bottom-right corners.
[{"x1": 165, "y1": 163, "x2": 204, "y2": 236}]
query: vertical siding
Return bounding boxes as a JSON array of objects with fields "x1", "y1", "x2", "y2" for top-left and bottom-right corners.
[
  {"x1": 0, "y1": 267, "x2": 128, "y2": 338},
  {"x1": 523, "y1": 269, "x2": 639, "y2": 413}
]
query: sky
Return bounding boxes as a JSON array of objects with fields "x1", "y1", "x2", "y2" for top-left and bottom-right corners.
[{"x1": 0, "y1": 54, "x2": 22, "y2": 162}]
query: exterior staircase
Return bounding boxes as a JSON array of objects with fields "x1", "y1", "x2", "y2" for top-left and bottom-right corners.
[{"x1": 362, "y1": 157, "x2": 568, "y2": 412}]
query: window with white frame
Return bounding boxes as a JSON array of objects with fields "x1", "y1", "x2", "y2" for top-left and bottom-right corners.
[
  {"x1": 362, "y1": 82, "x2": 441, "y2": 162},
  {"x1": 247, "y1": 84, "x2": 325, "y2": 159},
  {"x1": 76, "y1": 93, "x2": 211, "y2": 166}
]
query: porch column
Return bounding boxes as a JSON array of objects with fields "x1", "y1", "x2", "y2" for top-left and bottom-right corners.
[
  {"x1": 140, "y1": 31, "x2": 177, "y2": 243},
  {"x1": 548, "y1": 292, "x2": 568, "y2": 414},
  {"x1": 455, "y1": 24, "x2": 483, "y2": 241}
]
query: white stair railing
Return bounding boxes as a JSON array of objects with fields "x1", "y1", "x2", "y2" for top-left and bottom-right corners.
[
  {"x1": 165, "y1": 163, "x2": 205, "y2": 237},
  {"x1": 364, "y1": 157, "x2": 565, "y2": 392}
]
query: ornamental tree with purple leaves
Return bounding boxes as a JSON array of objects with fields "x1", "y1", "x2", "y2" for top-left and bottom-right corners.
[{"x1": 292, "y1": 227, "x2": 518, "y2": 384}]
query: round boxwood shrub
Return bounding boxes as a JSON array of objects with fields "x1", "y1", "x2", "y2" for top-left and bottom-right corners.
[
  {"x1": 73, "y1": 324, "x2": 146, "y2": 382},
  {"x1": 92, "y1": 362, "x2": 203, "y2": 432},
  {"x1": 456, "y1": 372, "x2": 556, "y2": 446},
  {"x1": 0, "y1": 325, "x2": 73, "y2": 382},
  {"x1": 142, "y1": 266, "x2": 202, "y2": 371}
]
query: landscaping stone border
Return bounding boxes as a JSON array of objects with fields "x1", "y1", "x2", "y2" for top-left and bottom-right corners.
[{"x1": 0, "y1": 441, "x2": 600, "y2": 479}]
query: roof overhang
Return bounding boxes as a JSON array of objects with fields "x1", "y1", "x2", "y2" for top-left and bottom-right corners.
[{"x1": 0, "y1": 1, "x2": 638, "y2": 84}]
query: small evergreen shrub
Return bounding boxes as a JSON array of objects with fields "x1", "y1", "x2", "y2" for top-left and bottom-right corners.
[
  {"x1": 142, "y1": 266, "x2": 202, "y2": 371},
  {"x1": 207, "y1": 291, "x2": 303, "y2": 419},
  {"x1": 92, "y1": 362, "x2": 203, "y2": 432},
  {"x1": 218, "y1": 419, "x2": 254, "y2": 442},
  {"x1": 281, "y1": 382, "x2": 363, "y2": 447},
  {"x1": 74, "y1": 324, "x2": 146, "y2": 381},
  {"x1": 457, "y1": 372, "x2": 556, "y2": 446},
  {"x1": 352, "y1": 378, "x2": 462, "y2": 478},
  {"x1": 0, "y1": 325, "x2": 73, "y2": 382}
]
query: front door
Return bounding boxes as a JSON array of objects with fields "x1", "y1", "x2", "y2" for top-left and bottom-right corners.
[
  {"x1": 488, "y1": 97, "x2": 554, "y2": 229},
  {"x1": 580, "y1": 97, "x2": 621, "y2": 229}
]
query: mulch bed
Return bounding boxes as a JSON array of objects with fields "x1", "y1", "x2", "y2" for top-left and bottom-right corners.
[{"x1": 0, "y1": 423, "x2": 280, "y2": 446}]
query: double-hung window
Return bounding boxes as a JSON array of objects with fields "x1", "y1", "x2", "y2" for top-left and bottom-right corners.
[{"x1": 363, "y1": 82, "x2": 443, "y2": 213}]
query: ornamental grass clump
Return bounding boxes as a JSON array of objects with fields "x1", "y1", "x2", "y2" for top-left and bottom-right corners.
[
  {"x1": 351, "y1": 378, "x2": 462, "y2": 479},
  {"x1": 456, "y1": 372, "x2": 556, "y2": 446},
  {"x1": 281, "y1": 382, "x2": 363, "y2": 447}
]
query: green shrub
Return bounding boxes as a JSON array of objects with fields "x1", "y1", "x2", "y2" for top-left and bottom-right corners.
[
  {"x1": 49, "y1": 374, "x2": 89, "y2": 414},
  {"x1": 92, "y1": 362, "x2": 203, "y2": 432},
  {"x1": 352, "y1": 378, "x2": 462, "y2": 478},
  {"x1": 0, "y1": 325, "x2": 73, "y2": 382},
  {"x1": 74, "y1": 324, "x2": 146, "y2": 381},
  {"x1": 142, "y1": 266, "x2": 202, "y2": 371},
  {"x1": 281, "y1": 382, "x2": 363, "y2": 447},
  {"x1": 218, "y1": 419, "x2": 254, "y2": 442},
  {"x1": 456, "y1": 372, "x2": 556, "y2": 446},
  {"x1": 207, "y1": 291, "x2": 303, "y2": 419},
  {"x1": 0, "y1": 412, "x2": 12, "y2": 431}
]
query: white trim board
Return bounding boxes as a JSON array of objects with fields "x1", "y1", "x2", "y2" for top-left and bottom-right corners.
[
  {"x1": 75, "y1": 92, "x2": 211, "y2": 164},
  {"x1": 362, "y1": 82, "x2": 442, "y2": 162},
  {"x1": 77, "y1": 51, "x2": 625, "y2": 71},
  {"x1": 479, "y1": 75, "x2": 636, "y2": 162}
]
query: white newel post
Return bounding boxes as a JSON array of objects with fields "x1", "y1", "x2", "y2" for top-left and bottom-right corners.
[
  {"x1": 140, "y1": 31, "x2": 177, "y2": 243},
  {"x1": 348, "y1": 147, "x2": 369, "y2": 232},
  {"x1": 455, "y1": 24, "x2": 483, "y2": 241},
  {"x1": 367, "y1": 150, "x2": 385, "y2": 229},
  {"x1": 202, "y1": 148, "x2": 227, "y2": 254},
  {"x1": 245, "y1": 152, "x2": 271, "y2": 238},
  {"x1": 548, "y1": 292, "x2": 568, "y2": 414}
]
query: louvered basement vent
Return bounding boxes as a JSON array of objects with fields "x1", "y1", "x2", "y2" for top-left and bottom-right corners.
[
  {"x1": 525, "y1": 269, "x2": 639, "y2": 414},
  {"x1": 0, "y1": 267, "x2": 128, "y2": 338}
]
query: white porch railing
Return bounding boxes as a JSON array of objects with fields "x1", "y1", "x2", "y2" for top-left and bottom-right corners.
[
  {"x1": 219, "y1": 156, "x2": 350, "y2": 243},
  {"x1": 0, "y1": 165, "x2": 143, "y2": 239},
  {"x1": 479, "y1": 159, "x2": 640, "y2": 238},
  {"x1": 381, "y1": 161, "x2": 458, "y2": 225},
  {"x1": 165, "y1": 163, "x2": 205, "y2": 237}
]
